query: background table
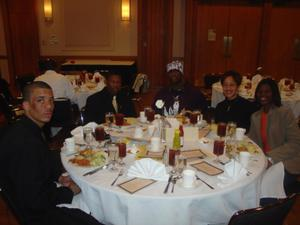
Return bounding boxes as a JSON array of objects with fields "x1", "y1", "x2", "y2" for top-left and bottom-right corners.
[
  {"x1": 61, "y1": 59, "x2": 137, "y2": 87},
  {"x1": 61, "y1": 133, "x2": 267, "y2": 225}
]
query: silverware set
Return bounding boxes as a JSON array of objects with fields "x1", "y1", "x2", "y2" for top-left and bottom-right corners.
[
  {"x1": 83, "y1": 165, "x2": 106, "y2": 176},
  {"x1": 195, "y1": 175, "x2": 214, "y2": 189},
  {"x1": 111, "y1": 169, "x2": 124, "y2": 186}
]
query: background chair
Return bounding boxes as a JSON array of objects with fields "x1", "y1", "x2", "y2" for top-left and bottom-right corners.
[
  {"x1": 15, "y1": 74, "x2": 35, "y2": 95},
  {"x1": 228, "y1": 193, "x2": 297, "y2": 225},
  {"x1": 44, "y1": 98, "x2": 73, "y2": 139},
  {"x1": 0, "y1": 187, "x2": 27, "y2": 225}
]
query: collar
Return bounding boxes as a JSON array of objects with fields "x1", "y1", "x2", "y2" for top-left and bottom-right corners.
[{"x1": 20, "y1": 116, "x2": 45, "y2": 140}]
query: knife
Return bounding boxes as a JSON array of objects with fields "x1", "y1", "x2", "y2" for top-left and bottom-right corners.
[
  {"x1": 163, "y1": 175, "x2": 173, "y2": 194},
  {"x1": 83, "y1": 165, "x2": 106, "y2": 176}
]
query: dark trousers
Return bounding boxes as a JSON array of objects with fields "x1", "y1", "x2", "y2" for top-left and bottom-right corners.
[{"x1": 30, "y1": 207, "x2": 104, "y2": 225}]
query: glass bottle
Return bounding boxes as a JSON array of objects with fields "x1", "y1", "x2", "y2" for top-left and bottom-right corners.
[{"x1": 179, "y1": 125, "x2": 184, "y2": 147}]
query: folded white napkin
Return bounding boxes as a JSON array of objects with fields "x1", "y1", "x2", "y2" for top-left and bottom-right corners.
[
  {"x1": 260, "y1": 162, "x2": 286, "y2": 199},
  {"x1": 127, "y1": 158, "x2": 169, "y2": 181},
  {"x1": 166, "y1": 118, "x2": 180, "y2": 128},
  {"x1": 217, "y1": 159, "x2": 247, "y2": 187},
  {"x1": 71, "y1": 122, "x2": 98, "y2": 136}
]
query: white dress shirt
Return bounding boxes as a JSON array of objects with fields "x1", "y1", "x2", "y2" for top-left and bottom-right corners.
[{"x1": 35, "y1": 70, "x2": 76, "y2": 102}]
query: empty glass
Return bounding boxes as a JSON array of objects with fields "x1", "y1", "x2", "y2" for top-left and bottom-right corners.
[
  {"x1": 174, "y1": 154, "x2": 187, "y2": 175},
  {"x1": 105, "y1": 112, "x2": 114, "y2": 130},
  {"x1": 83, "y1": 127, "x2": 93, "y2": 149},
  {"x1": 108, "y1": 144, "x2": 119, "y2": 171}
]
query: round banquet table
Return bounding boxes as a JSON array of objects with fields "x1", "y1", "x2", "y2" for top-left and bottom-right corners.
[
  {"x1": 61, "y1": 129, "x2": 267, "y2": 225},
  {"x1": 211, "y1": 82, "x2": 300, "y2": 118}
]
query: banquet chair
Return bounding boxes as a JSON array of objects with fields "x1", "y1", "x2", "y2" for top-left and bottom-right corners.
[
  {"x1": 15, "y1": 73, "x2": 35, "y2": 94},
  {"x1": 46, "y1": 98, "x2": 73, "y2": 138},
  {"x1": 0, "y1": 187, "x2": 27, "y2": 225},
  {"x1": 228, "y1": 193, "x2": 297, "y2": 225}
]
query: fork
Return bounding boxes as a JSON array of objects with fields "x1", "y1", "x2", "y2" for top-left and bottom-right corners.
[
  {"x1": 111, "y1": 169, "x2": 124, "y2": 186},
  {"x1": 171, "y1": 176, "x2": 177, "y2": 193}
]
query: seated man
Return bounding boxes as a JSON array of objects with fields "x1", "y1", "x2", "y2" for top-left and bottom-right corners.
[
  {"x1": 0, "y1": 71, "x2": 13, "y2": 103},
  {"x1": 35, "y1": 58, "x2": 76, "y2": 102},
  {"x1": 85, "y1": 74, "x2": 136, "y2": 124},
  {"x1": 152, "y1": 60, "x2": 208, "y2": 115},
  {"x1": 0, "y1": 81, "x2": 102, "y2": 225}
]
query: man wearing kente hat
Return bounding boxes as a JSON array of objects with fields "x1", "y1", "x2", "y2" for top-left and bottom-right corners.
[{"x1": 152, "y1": 60, "x2": 208, "y2": 116}]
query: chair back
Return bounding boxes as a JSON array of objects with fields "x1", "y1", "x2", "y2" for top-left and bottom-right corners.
[
  {"x1": 203, "y1": 73, "x2": 222, "y2": 88},
  {"x1": 0, "y1": 187, "x2": 27, "y2": 225},
  {"x1": 228, "y1": 193, "x2": 297, "y2": 225},
  {"x1": 16, "y1": 74, "x2": 35, "y2": 94},
  {"x1": 50, "y1": 98, "x2": 72, "y2": 127}
]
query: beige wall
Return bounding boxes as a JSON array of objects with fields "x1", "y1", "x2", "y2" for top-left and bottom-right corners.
[
  {"x1": 38, "y1": 0, "x2": 137, "y2": 56},
  {"x1": 173, "y1": 0, "x2": 185, "y2": 58},
  {"x1": 0, "y1": 2, "x2": 10, "y2": 82}
]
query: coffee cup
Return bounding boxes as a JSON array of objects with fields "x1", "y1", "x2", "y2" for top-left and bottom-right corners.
[
  {"x1": 139, "y1": 111, "x2": 147, "y2": 123},
  {"x1": 150, "y1": 137, "x2": 160, "y2": 152},
  {"x1": 182, "y1": 169, "x2": 196, "y2": 188},
  {"x1": 239, "y1": 151, "x2": 250, "y2": 167},
  {"x1": 235, "y1": 128, "x2": 246, "y2": 141},
  {"x1": 64, "y1": 137, "x2": 75, "y2": 153}
]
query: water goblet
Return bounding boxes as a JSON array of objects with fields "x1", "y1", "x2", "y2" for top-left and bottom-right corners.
[
  {"x1": 105, "y1": 112, "x2": 114, "y2": 130},
  {"x1": 226, "y1": 121, "x2": 237, "y2": 139},
  {"x1": 83, "y1": 127, "x2": 93, "y2": 149},
  {"x1": 108, "y1": 144, "x2": 119, "y2": 171},
  {"x1": 174, "y1": 154, "x2": 187, "y2": 176}
]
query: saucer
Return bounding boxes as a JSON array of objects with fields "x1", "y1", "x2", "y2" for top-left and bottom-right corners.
[{"x1": 177, "y1": 179, "x2": 201, "y2": 189}]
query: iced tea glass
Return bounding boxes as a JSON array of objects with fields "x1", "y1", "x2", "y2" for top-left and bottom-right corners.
[{"x1": 118, "y1": 142, "x2": 127, "y2": 166}]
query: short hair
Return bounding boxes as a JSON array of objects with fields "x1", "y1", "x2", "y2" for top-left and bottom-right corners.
[
  {"x1": 254, "y1": 78, "x2": 282, "y2": 107},
  {"x1": 38, "y1": 58, "x2": 57, "y2": 72},
  {"x1": 23, "y1": 81, "x2": 52, "y2": 101},
  {"x1": 221, "y1": 70, "x2": 242, "y2": 86},
  {"x1": 106, "y1": 73, "x2": 122, "y2": 81}
]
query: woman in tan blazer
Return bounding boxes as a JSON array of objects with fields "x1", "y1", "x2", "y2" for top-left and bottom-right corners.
[{"x1": 248, "y1": 78, "x2": 300, "y2": 193}]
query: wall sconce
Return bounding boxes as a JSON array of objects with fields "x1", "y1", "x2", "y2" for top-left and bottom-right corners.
[
  {"x1": 121, "y1": 0, "x2": 130, "y2": 21},
  {"x1": 44, "y1": 0, "x2": 53, "y2": 22}
]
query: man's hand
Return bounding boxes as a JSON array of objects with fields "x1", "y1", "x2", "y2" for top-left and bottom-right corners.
[{"x1": 58, "y1": 173, "x2": 81, "y2": 195}]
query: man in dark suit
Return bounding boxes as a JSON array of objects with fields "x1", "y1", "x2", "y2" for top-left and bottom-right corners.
[
  {"x1": 0, "y1": 81, "x2": 102, "y2": 225},
  {"x1": 85, "y1": 74, "x2": 136, "y2": 124}
]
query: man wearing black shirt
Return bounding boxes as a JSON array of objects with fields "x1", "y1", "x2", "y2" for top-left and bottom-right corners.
[
  {"x1": 0, "y1": 81, "x2": 102, "y2": 225},
  {"x1": 85, "y1": 74, "x2": 136, "y2": 124}
]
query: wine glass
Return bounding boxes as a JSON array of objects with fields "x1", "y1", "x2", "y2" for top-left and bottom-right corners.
[
  {"x1": 108, "y1": 143, "x2": 119, "y2": 171},
  {"x1": 174, "y1": 154, "x2": 187, "y2": 176},
  {"x1": 226, "y1": 121, "x2": 237, "y2": 139},
  {"x1": 118, "y1": 142, "x2": 127, "y2": 166},
  {"x1": 213, "y1": 138, "x2": 225, "y2": 163},
  {"x1": 105, "y1": 112, "x2": 114, "y2": 131},
  {"x1": 83, "y1": 127, "x2": 93, "y2": 149}
]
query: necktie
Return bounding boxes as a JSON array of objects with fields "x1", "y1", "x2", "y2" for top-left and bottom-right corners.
[{"x1": 112, "y1": 96, "x2": 118, "y2": 113}]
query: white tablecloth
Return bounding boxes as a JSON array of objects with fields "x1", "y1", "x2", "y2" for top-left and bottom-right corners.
[
  {"x1": 211, "y1": 82, "x2": 300, "y2": 118},
  {"x1": 61, "y1": 131, "x2": 267, "y2": 225}
]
